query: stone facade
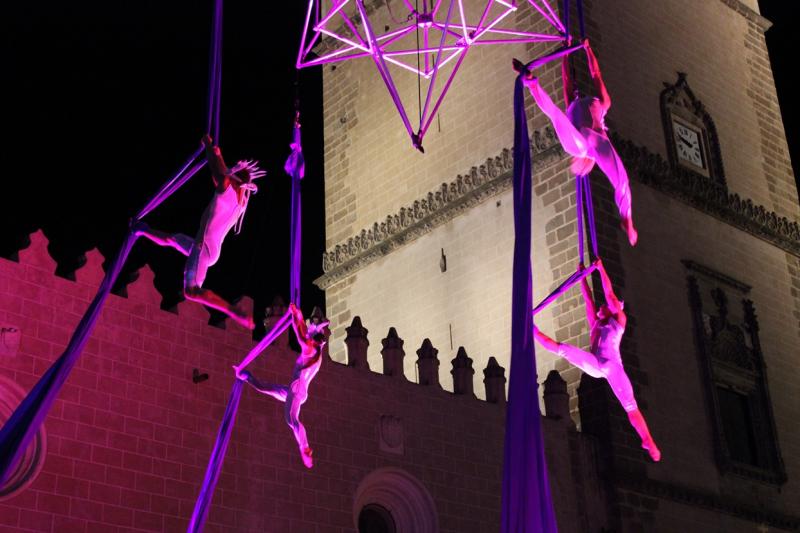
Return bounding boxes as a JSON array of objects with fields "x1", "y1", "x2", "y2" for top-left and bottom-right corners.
[
  {"x1": 318, "y1": 0, "x2": 800, "y2": 531},
  {"x1": 1, "y1": 231, "x2": 609, "y2": 532}
]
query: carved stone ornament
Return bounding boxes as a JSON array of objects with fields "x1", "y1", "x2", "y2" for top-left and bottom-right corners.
[
  {"x1": 685, "y1": 262, "x2": 787, "y2": 485},
  {"x1": 318, "y1": 120, "x2": 799, "y2": 288},
  {"x1": 613, "y1": 133, "x2": 800, "y2": 257},
  {"x1": 378, "y1": 414, "x2": 404, "y2": 455},
  {"x1": 0, "y1": 325, "x2": 21, "y2": 358}
]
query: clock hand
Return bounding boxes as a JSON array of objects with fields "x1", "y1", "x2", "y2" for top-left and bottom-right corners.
[{"x1": 677, "y1": 135, "x2": 694, "y2": 148}]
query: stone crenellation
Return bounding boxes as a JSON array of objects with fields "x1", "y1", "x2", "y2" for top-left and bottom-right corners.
[{"x1": 0, "y1": 228, "x2": 588, "y2": 532}]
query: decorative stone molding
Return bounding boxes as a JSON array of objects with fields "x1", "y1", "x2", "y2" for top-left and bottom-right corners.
[
  {"x1": 378, "y1": 415, "x2": 404, "y2": 455},
  {"x1": 317, "y1": 127, "x2": 799, "y2": 288},
  {"x1": 612, "y1": 133, "x2": 800, "y2": 257},
  {"x1": 316, "y1": 126, "x2": 563, "y2": 289},
  {"x1": 685, "y1": 263, "x2": 787, "y2": 485}
]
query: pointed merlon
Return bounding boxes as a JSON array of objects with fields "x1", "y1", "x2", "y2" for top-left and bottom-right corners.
[
  {"x1": 451, "y1": 347, "x2": 475, "y2": 396},
  {"x1": 483, "y1": 357, "x2": 507, "y2": 404},
  {"x1": 380, "y1": 327, "x2": 405, "y2": 379},
  {"x1": 416, "y1": 339, "x2": 440, "y2": 387},
  {"x1": 345, "y1": 316, "x2": 370, "y2": 370}
]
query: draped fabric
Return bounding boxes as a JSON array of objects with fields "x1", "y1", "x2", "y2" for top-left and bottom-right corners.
[
  {"x1": 187, "y1": 380, "x2": 243, "y2": 533},
  {"x1": 0, "y1": 233, "x2": 139, "y2": 485},
  {"x1": 189, "y1": 311, "x2": 293, "y2": 532},
  {"x1": 0, "y1": 0, "x2": 226, "y2": 492},
  {"x1": 285, "y1": 122, "x2": 304, "y2": 306},
  {"x1": 500, "y1": 75, "x2": 558, "y2": 532}
]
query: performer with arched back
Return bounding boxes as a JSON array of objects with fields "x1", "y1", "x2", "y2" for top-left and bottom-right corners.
[
  {"x1": 521, "y1": 39, "x2": 638, "y2": 246},
  {"x1": 238, "y1": 303, "x2": 327, "y2": 468},
  {"x1": 136, "y1": 135, "x2": 263, "y2": 329},
  {"x1": 533, "y1": 259, "x2": 660, "y2": 461}
]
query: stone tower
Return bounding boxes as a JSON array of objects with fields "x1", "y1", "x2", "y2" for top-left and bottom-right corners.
[{"x1": 317, "y1": 0, "x2": 800, "y2": 530}]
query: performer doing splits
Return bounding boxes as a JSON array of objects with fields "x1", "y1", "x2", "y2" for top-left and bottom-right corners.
[
  {"x1": 516, "y1": 39, "x2": 638, "y2": 245},
  {"x1": 135, "y1": 135, "x2": 264, "y2": 329},
  {"x1": 533, "y1": 259, "x2": 660, "y2": 461},
  {"x1": 237, "y1": 303, "x2": 327, "y2": 468}
]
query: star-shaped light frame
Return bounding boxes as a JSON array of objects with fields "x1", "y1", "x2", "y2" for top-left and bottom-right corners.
[{"x1": 297, "y1": 0, "x2": 566, "y2": 150}]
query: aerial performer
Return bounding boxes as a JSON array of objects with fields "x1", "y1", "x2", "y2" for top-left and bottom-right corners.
[
  {"x1": 532, "y1": 259, "x2": 660, "y2": 461},
  {"x1": 135, "y1": 134, "x2": 264, "y2": 329},
  {"x1": 237, "y1": 303, "x2": 327, "y2": 468},
  {"x1": 517, "y1": 39, "x2": 638, "y2": 246}
]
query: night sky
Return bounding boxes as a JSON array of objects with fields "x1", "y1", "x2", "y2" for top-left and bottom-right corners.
[{"x1": 2, "y1": 0, "x2": 798, "y2": 334}]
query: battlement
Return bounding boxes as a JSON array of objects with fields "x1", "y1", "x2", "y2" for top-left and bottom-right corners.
[{"x1": 0, "y1": 229, "x2": 603, "y2": 532}]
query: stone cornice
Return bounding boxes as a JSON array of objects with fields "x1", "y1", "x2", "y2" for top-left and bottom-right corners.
[
  {"x1": 317, "y1": 132, "x2": 799, "y2": 289},
  {"x1": 315, "y1": 127, "x2": 564, "y2": 289},
  {"x1": 617, "y1": 474, "x2": 799, "y2": 531},
  {"x1": 611, "y1": 133, "x2": 800, "y2": 258},
  {"x1": 719, "y1": 0, "x2": 772, "y2": 31}
]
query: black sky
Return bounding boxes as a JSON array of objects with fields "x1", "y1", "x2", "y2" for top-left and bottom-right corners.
[{"x1": 2, "y1": 0, "x2": 797, "y2": 334}]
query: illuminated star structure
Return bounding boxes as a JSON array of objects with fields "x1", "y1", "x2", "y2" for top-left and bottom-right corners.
[{"x1": 296, "y1": 0, "x2": 566, "y2": 151}]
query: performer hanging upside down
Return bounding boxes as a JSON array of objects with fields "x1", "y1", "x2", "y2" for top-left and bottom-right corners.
[
  {"x1": 135, "y1": 134, "x2": 264, "y2": 329},
  {"x1": 533, "y1": 259, "x2": 660, "y2": 461},
  {"x1": 237, "y1": 303, "x2": 327, "y2": 468},
  {"x1": 516, "y1": 39, "x2": 638, "y2": 245}
]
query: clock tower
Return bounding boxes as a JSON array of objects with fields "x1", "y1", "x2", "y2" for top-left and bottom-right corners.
[{"x1": 317, "y1": 0, "x2": 800, "y2": 531}]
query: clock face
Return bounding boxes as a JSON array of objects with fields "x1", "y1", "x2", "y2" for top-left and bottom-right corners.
[{"x1": 673, "y1": 121, "x2": 705, "y2": 169}]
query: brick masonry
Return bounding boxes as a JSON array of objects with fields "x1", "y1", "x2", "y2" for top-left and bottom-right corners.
[
  {"x1": 0, "y1": 231, "x2": 616, "y2": 532},
  {"x1": 319, "y1": 0, "x2": 800, "y2": 531}
]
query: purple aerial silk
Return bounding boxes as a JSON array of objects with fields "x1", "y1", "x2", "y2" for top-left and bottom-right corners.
[
  {"x1": 532, "y1": 172, "x2": 599, "y2": 315},
  {"x1": 532, "y1": 263, "x2": 597, "y2": 316},
  {"x1": 187, "y1": 380, "x2": 242, "y2": 533},
  {"x1": 285, "y1": 122, "x2": 304, "y2": 306},
  {"x1": 206, "y1": 0, "x2": 224, "y2": 141},
  {"x1": 0, "y1": 232, "x2": 138, "y2": 485},
  {"x1": 575, "y1": 173, "x2": 598, "y2": 263},
  {"x1": 188, "y1": 311, "x2": 292, "y2": 532},
  {"x1": 500, "y1": 74, "x2": 558, "y2": 532},
  {"x1": 0, "y1": 0, "x2": 226, "y2": 488}
]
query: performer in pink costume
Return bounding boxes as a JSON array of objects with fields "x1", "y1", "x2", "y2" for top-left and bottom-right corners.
[
  {"x1": 522, "y1": 39, "x2": 638, "y2": 246},
  {"x1": 533, "y1": 259, "x2": 660, "y2": 461},
  {"x1": 135, "y1": 135, "x2": 264, "y2": 329},
  {"x1": 237, "y1": 303, "x2": 327, "y2": 468}
]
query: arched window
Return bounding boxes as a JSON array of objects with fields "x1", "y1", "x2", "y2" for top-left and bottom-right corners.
[{"x1": 358, "y1": 503, "x2": 397, "y2": 533}]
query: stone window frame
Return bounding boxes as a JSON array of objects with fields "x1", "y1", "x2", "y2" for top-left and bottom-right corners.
[
  {"x1": 684, "y1": 260, "x2": 786, "y2": 485},
  {"x1": 352, "y1": 467, "x2": 438, "y2": 532},
  {"x1": 661, "y1": 72, "x2": 726, "y2": 188}
]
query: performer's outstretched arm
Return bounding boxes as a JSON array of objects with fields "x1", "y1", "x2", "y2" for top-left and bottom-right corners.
[
  {"x1": 584, "y1": 40, "x2": 611, "y2": 111},
  {"x1": 288, "y1": 303, "x2": 308, "y2": 344},
  {"x1": 202, "y1": 134, "x2": 229, "y2": 191}
]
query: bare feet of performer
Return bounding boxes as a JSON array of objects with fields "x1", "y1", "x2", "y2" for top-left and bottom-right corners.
[
  {"x1": 134, "y1": 135, "x2": 265, "y2": 329},
  {"x1": 237, "y1": 303, "x2": 328, "y2": 468},
  {"x1": 533, "y1": 260, "x2": 660, "y2": 461}
]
